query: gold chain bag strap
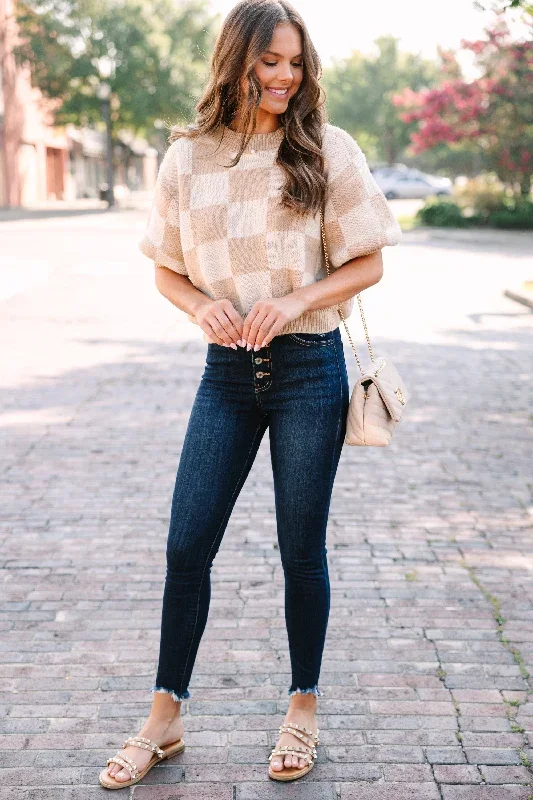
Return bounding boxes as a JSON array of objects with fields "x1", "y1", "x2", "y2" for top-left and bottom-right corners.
[{"x1": 319, "y1": 209, "x2": 408, "y2": 446}]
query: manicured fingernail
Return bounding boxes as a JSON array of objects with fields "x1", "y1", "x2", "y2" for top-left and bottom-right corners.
[
  {"x1": 230, "y1": 343, "x2": 237, "y2": 350},
  {"x1": 237, "y1": 339, "x2": 243, "y2": 347},
  {"x1": 246, "y1": 343, "x2": 252, "y2": 351},
  {"x1": 254, "y1": 344, "x2": 260, "y2": 351}
]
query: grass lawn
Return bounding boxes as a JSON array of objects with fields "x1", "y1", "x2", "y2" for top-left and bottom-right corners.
[{"x1": 397, "y1": 214, "x2": 418, "y2": 231}]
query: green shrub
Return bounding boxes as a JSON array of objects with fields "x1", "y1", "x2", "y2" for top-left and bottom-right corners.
[
  {"x1": 416, "y1": 200, "x2": 468, "y2": 227},
  {"x1": 464, "y1": 211, "x2": 485, "y2": 226},
  {"x1": 416, "y1": 197, "x2": 533, "y2": 230},
  {"x1": 487, "y1": 200, "x2": 533, "y2": 230}
]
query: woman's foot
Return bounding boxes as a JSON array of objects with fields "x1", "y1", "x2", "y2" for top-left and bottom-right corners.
[
  {"x1": 106, "y1": 695, "x2": 184, "y2": 783},
  {"x1": 270, "y1": 693, "x2": 318, "y2": 773}
]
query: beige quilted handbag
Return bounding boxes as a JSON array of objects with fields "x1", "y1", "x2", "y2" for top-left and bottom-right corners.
[{"x1": 320, "y1": 210, "x2": 408, "y2": 446}]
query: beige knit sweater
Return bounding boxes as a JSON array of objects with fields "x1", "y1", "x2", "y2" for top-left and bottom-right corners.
[{"x1": 139, "y1": 122, "x2": 402, "y2": 337}]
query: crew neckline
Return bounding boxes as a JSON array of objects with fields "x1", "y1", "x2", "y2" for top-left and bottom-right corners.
[{"x1": 217, "y1": 123, "x2": 285, "y2": 152}]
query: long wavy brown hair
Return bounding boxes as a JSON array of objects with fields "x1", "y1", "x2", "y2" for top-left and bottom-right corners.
[{"x1": 169, "y1": 0, "x2": 328, "y2": 216}]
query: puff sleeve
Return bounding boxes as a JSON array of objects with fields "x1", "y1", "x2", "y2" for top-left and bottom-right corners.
[
  {"x1": 322, "y1": 125, "x2": 402, "y2": 268},
  {"x1": 139, "y1": 141, "x2": 188, "y2": 275}
]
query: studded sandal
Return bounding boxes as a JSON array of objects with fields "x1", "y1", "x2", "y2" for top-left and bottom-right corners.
[
  {"x1": 99, "y1": 734, "x2": 185, "y2": 789},
  {"x1": 268, "y1": 721, "x2": 319, "y2": 781}
]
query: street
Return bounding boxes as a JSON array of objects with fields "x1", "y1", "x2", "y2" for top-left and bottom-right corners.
[{"x1": 1, "y1": 206, "x2": 533, "y2": 799}]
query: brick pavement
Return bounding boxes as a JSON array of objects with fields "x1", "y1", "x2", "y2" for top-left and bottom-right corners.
[{"x1": 1, "y1": 212, "x2": 532, "y2": 798}]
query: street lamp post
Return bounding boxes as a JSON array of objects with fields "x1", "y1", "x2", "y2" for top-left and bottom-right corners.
[{"x1": 96, "y1": 81, "x2": 114, "y2": 208}]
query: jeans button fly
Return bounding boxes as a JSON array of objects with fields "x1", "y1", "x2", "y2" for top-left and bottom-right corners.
[
  {"x1": 256, "y1": 371, "x2": 264, "y2": 378},
  {"x1": 254, "y1": 357, "x2": 262, "y2": 364}
]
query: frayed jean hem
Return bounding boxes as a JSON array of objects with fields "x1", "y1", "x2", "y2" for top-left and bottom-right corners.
[
  {"x1": 151, "y1": 685, "x2": 190, "y2": 702},
  {"x1": 287, "y1": 685, "x2": 323, "y2": 697}
]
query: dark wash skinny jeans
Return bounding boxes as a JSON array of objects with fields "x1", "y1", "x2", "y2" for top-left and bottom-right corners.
[{"x1": 152, "y1": 327, "x2": 349, "y2": 701}]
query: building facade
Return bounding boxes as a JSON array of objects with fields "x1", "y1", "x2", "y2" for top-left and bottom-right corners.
[{"x1": 0, "y1": 0, "x2": 157, "y2": 208}]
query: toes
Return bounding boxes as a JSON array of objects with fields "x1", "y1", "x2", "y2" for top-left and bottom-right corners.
[
  {"x1": 271, "y1": 752, "x2": 309, "y2": 772},
  {"x1": 114, "y1": 768, "x2": 130, "y2": 782}
]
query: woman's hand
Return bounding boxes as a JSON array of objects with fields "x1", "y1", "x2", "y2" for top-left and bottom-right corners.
[
  {"x1": 194, "y1": 298, "x2": 244, "y2": 348},
  {"x1": 242, "y1": 295, "x2": 308, "y2": 350}
]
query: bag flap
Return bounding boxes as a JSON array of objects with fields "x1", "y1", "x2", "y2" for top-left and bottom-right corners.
[{"x1": 358, "y1": 357, "x2": 408, "y2": 423}]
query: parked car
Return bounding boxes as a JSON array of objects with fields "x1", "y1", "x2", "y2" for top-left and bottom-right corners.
[{"x1": 372, "y1": 166, "x2": 452, "y2": 200}]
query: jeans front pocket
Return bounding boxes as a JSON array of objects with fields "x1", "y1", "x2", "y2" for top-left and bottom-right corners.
[{"x1": 287, "y1": 331, "x2": 336, "y2": 347}]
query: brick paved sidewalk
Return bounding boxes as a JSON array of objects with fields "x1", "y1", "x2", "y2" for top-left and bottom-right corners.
[{"x1": 1, "y1": 216, "x2": 533, "y2": 798}]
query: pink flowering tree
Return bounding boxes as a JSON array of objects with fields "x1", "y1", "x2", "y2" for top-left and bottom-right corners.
[{"x1": 393, "y1": 19, "x2": 533, "y2": 197}]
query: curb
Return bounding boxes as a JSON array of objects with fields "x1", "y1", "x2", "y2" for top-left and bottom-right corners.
[
  {"x1": 401, "y1": 226, "x2": 533, "y2": 247},
  {"x1": 0, "y1": 194, "x2": 152, "y2": 222},
  {"x1": 504, "y1": 288, "x2": 533, "y2": 311}
]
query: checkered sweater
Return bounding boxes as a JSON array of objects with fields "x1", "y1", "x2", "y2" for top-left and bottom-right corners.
[{"x1": 139, "y1": 122, "x2": 402, "y2": 336}]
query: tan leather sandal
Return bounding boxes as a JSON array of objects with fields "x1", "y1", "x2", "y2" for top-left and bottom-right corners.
[
  {"x1": 99, "y1": 734, "x2": 185, "y2": 789},
  {"x1": 268, "y1": 721, "x2": 319, "y2": 781}
]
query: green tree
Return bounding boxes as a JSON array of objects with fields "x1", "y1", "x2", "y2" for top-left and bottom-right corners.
[
  {"x1": 323, "y1": 36, "x2": 439, "y2": 164},
  {"x1": 475, "y1": 0, "x2": 533, "y2": 13},
  {"x1": 15, "y1": 0, "x2": 217, "y2": 138}
]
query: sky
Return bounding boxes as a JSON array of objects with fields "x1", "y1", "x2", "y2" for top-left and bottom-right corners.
[{"x1": 206, "y1": 0, "x2": 530, "y2": 77}]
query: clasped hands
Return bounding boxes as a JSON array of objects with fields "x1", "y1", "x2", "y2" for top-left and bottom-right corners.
[{"x1": 194, "y1": 294, "x2": 308, "y2": 350}]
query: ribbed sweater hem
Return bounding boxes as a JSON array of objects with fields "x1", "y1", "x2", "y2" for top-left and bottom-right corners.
[{"x1": 278, "y1": 306, "x2": 347, "y2": 335}]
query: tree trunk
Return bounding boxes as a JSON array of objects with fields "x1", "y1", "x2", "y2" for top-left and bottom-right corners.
[
  {"x1": 519, "y1": 174, "x2": 531, "y2": 198},
  {"x1": 382, "y1": 125, "x2": 395, "y2": 165}
]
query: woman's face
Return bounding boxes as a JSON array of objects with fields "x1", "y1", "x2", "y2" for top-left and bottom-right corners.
[{"x1": 251, "y1": 23, "x2": 304, "y2": 118}]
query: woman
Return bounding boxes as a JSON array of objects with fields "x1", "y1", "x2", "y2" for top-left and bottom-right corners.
[{"x1": 100, "y1": 0, "x2": 401, "y2": 788}]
